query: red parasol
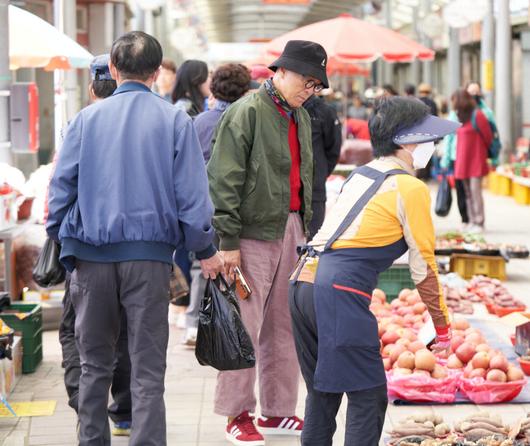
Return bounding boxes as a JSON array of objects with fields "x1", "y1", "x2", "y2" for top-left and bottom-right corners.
[
  {"x1": 265, "y1": 13, "x2": 435, "y2": 64},
  {"x1": 245, "y1": 49, "x2": 370, "y2": 77}
]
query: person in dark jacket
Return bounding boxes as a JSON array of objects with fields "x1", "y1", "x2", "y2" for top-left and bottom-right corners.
[
  {"x1": 418, "y1": 83, "x2": 439, "y2": 116},
  {"x1": 303, "y1": 95, "x2": 342, "y2": 240},
  {"x1": 46, "y1": 32, "x2": 224, "y2": 446},
  {"x1": 194, "y1": 63, "x2": 251, "y2": 162}
]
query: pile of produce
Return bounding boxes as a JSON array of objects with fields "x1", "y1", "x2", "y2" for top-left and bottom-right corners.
[
  {"x1": 386, "y1": 413, "x2": 451, "y2": 444},
  {"x1": 454, "y1": 412, "x2": 508, "y2": 442},
  {"x1": 514, "y1": 413, "x2": 530, "y2": 442},
  {"x1": 436, "y1": 232, "x2": 467, "y2": 254},
  {"x1": 445, "y1": 321, "x2": 524, "y2": 381},
  {"x1": 387, "y1": 411, "x2": 530, "y2": 445},
  {"x1": 501, "y1": 244, "x2": 529, "y2": 259},
  {"x1": 468, "y1": 276, "x2": 525, "y2": 310},
  {"x1": 443, "y1": 285, "x2": 476, "y2": 314},
  {"x1": 435, "y1": 232, "x2": 502, "y2": 256}
]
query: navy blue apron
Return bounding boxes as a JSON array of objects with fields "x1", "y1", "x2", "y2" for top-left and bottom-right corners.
[{"x1": 312, "y1": 165, "x2": 409, "y2": 393}]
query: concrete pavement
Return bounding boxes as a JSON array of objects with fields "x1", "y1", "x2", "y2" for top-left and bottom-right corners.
[{"x1": 1, "y1": 186, "x2": 530, "y2": 445}]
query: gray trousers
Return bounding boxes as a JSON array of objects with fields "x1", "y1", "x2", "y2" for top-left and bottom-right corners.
[
  {"x1": 59, "y1": 275, "x2": 132, "y2": 422},
  {"x1": 70, "y1": 260, "x2": 171, "y2": 446},
  {"x1": 289, "y1": 281, "x2": 388, "y2": 446},
  {"x1": 462, "y1": 177, "x2": 485, "y2": 227},
  {"x1": 185, "y1": 260, "x2": 206, "y2": 329}
]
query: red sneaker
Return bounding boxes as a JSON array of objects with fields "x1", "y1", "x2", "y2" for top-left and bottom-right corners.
[
  {"x1": 226, "y1": 412, "x2": 265, "y2": 446},
  {"x1": 257, "y1": 415, "x2": 303, "y2": 436}
]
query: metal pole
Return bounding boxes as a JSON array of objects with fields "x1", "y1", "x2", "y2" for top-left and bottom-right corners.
[
  {"x1": 481, "y1": 0, "x2": 494, "y2": 108},
  {"x1": 447, "y1": 27, "x2": 461, "y2": 98},
  {"x1": 421, "y1": 0, "x2": 433, "y2": 85},
  {"x1": 495, "y1": 0, "x2": 513, "y2": 162},
  {"x1": 63, "y1": 0, "x2": 78, "y2": 121},
  {"x1": 0, "y1": 0, "x2": 12, "y2": 164},
  {"x1": 383, "y1": 0, "x2": 393, "y2": 84},
  {"x1": 521, "y1": 31, "x2": 530, "y2": 140},
  {"x1": 411, "y1": 5, "x2": 420, "y2": 87},
  {"x1": 54, "y1": 0, "x2": 67, "y2": 152},
  {"x1": 144, "y1": 10, "x2": 154, "y2": 35}
]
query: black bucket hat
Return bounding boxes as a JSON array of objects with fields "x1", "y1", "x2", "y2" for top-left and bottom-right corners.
[{"x1": 269, "y1": 40, "x2": 329, "y2": 88}]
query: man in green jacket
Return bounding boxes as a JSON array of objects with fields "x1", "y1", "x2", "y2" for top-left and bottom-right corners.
[{"x1": 207, "y1": 40, "x2": 328, "y2": 445}]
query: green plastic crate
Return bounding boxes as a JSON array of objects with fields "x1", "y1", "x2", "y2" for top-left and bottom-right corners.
[
  {"x1": 377, "y1": 265, "x2": 415, "y2": 302},
  {"x1": 0, "y1": 303, "x2": 42, "y2": 373},
  {"x1": 23, "y1": 344, "x2": 43, "y2": 374}
]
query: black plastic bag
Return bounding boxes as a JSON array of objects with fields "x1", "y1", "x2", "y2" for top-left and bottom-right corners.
[
  {"x1": 435, "y1": 176, "x2": 452, "y2": 217},
  {"x1": 32, "y1": 238, "x2": 66, "y2": 287},
  {"x1": 195, "y1": 276, "x2": 255, "y2": 371}
]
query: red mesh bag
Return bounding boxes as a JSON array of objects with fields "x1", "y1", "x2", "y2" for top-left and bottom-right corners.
[{"x1": 458, "y1": 376, "x2": 527, "y2": 404}]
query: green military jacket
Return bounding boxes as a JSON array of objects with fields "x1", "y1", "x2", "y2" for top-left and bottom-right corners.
[{"x1": 207, "y1": 85, "x2": 313, "y2": 250}]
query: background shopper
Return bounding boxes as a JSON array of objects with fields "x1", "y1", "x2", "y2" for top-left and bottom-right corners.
[
  {"x1": 172, "y1": 59, "x2": 210, "y2": 117},
  {"x1": 303, "y1": 94, "x2": 342, "y2": 240},
  {"x1": 450, "y1": 88, "x2": 492, "y2": 232}
]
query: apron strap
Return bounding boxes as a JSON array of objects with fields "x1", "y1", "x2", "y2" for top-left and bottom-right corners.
[{"x1": 324, "y1": 167, "x2": 409, "y2": 251}]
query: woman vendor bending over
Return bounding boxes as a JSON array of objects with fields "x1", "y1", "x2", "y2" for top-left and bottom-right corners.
[{"x1": 289, "y1": 96, "x2": 460, "y2": 446}]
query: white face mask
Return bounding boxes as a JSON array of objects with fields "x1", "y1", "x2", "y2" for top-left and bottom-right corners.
[{"x1": 405, "y1": 141, "x2": 436, "y2": 169}]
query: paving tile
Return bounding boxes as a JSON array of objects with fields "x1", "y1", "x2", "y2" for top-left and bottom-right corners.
[{"x1": 5, "y1": 188, "x2": 530, "y2": 444}]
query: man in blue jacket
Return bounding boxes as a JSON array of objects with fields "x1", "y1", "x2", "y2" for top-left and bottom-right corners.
[{"x1": 46, "y1": 31, "x2": 223, "y2": 446}]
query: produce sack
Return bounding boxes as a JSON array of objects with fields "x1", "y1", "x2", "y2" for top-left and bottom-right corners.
[
  {"x1": 458, "y1": 376, "x2": 527, "y2": 404},
  {"x1": 386, "y1": 370, "x2": 461, "y2": 403},
  {"x1": 195, "y1": 276, "x2": 255, "y2": 371},
  {"x1": 435, "y1": 176, "x2": 452, "y2": 217},
  {"x1": 32, "y1": 237, "x2": 65, "y2": 287}
]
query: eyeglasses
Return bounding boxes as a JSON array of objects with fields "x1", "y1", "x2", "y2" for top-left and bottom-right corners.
[{"x1": 304, "y1": 79, "x2": 324, "y2": 93}]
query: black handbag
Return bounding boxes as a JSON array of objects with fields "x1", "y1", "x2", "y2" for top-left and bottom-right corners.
[
  {"x1": 195, "y1": 275, "x2": 255, "y2": 371},
  {"x1": 32, "y1": 238, "x2": 66, "y2": 287},
  {"x1": 435, "y1": 176, "x2": 453, "y2": 217}
]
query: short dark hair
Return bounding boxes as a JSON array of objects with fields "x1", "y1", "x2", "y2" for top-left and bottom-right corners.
[
  {"x1": 161, "y1": 58, "x2": 177, "y2": 73},
  {"x1": 91, "y1": 79, "x2": 117, "y2": 99},
  {"x1": 210, "y1": 64, "x2": 251, "y2": 103},
  {"x1": 382, "y1": 84, "x2": 399, "y2": 96},
  {"x1": 110, "y1": 31, "x2": 163, "y2": 81},
  {"x1": 404, "y1": 84, "x2": 416, "y2": 96},
  {"x1": 369, "y1": 96, "x2": 430, "y2": 157},
  {"x1": 171, "y1": 59, "x2": 209, "y2": 111},
  {"x1": 451, "y1": 88, "x2": 475, "y2": 123}
]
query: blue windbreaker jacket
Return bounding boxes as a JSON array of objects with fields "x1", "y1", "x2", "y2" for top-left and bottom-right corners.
[{"x1": 46, "y1": 82, "x2": 216, "y2": 270}]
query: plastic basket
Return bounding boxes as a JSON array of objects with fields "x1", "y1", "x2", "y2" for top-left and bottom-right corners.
[
  {"x1": 488, "y1": 171, "x2": 499, "y2": 194},
  {"x1": 497, "y1": 175, "x2": 512, "y2": 196},
  {"x1": 0, "y1": 303, "x2": 42, "y2": 373},
  {"x1": 22, "y1": 344, "x2": 42, "y2": 374},
  {"x1": 377, "y1": 265, "x2": 415, "y2": 302},
  {"x1": 512, "y1": 182, "x2": 530, "y2": 205},
  {"x1": 450, "y1": 254, "x2": 506, "y2": 280}
]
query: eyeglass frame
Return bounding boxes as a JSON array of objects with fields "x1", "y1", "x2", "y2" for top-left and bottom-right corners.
[
  {"x1": 304, "y1": 78, "x2": 324, "y2": 93},
  {"x1": 293, "y1": 71, "x2": 324, "y2": 93}
]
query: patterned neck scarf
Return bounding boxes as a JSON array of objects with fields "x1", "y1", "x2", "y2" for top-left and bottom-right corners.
[{"x1": 264, "y1": 79, "x2": 293, "y2": 114}]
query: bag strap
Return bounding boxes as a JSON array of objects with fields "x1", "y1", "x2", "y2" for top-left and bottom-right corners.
[
  {"x1": 324, "y1": 167, "x2": 409, "y2": 251},
  {"x1": 471, "y1": 109, "x2": 488, "y2": 148}
]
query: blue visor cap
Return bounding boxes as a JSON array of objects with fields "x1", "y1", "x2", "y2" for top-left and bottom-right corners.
[
  {"x1": 90, "y1": 54, "x2": 112, "y2": 81},
  {"x1": 393, "y1": 114, "x2": 461, "y2": 145}
]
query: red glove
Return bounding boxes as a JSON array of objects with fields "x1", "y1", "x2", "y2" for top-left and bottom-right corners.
[{"x1": 432, "y1": 326, "x2": 452, "y2": 353}]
